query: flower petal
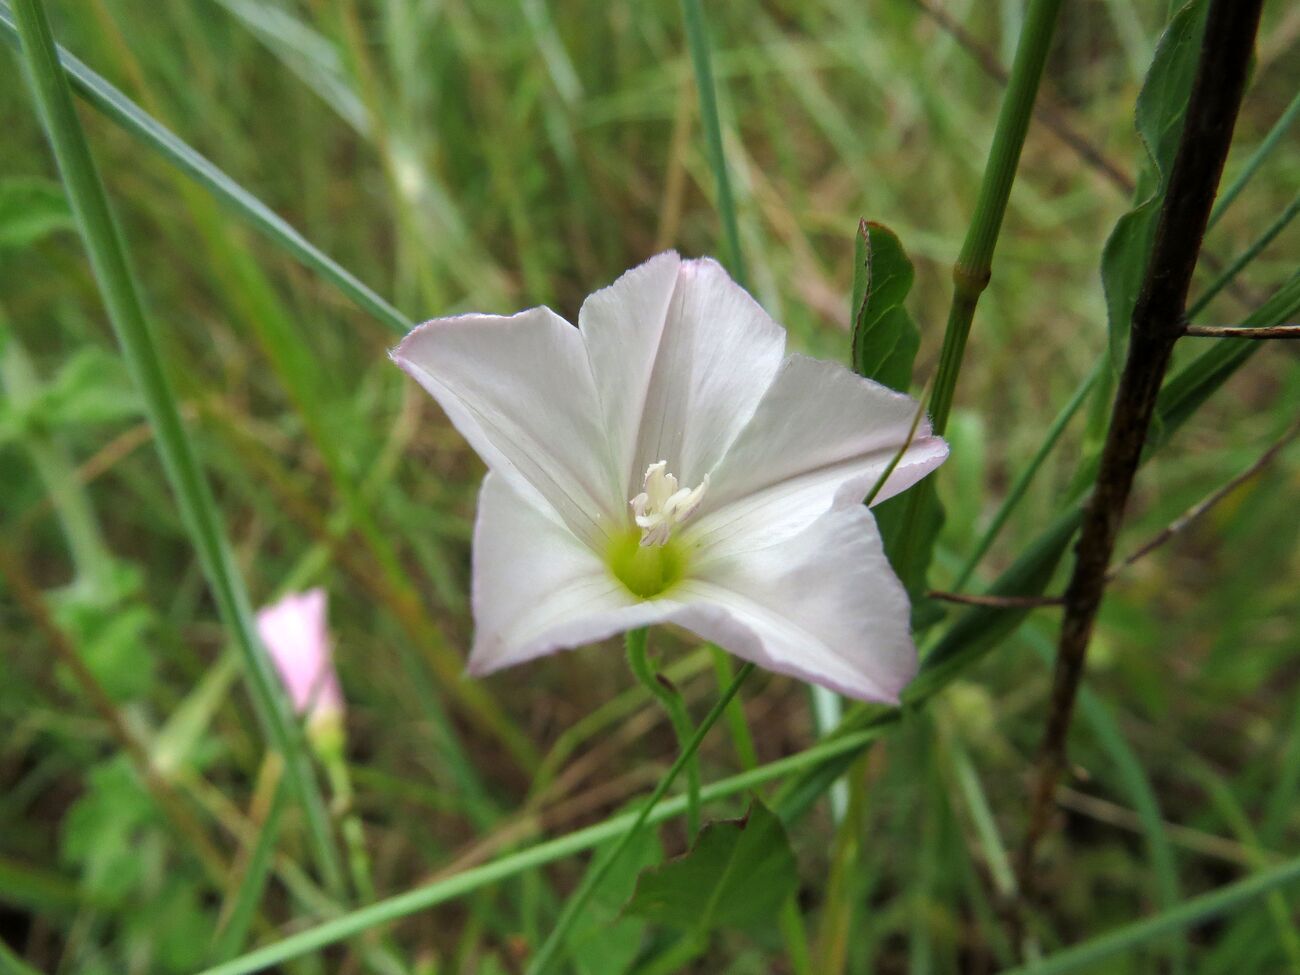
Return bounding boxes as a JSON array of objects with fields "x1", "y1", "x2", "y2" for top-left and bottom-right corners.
[
  {"x1": 256, "y1": 588, "x2": 343, "y2": 717},
  {"x1": 469, "y1": 473, "x2": 683, "y2": 675},
  {"x1": 677, "y1": 504, "x2": 917, "y2": 703},
  {"x1": 687, "y1": 354, "x2": 947, "y2": 557},
  {"x1": 393, "y1": 308, "x2": 621, "y2": 548},
  {"x1": 579, "y1": 254, "x2": 786, "y2": 498}
]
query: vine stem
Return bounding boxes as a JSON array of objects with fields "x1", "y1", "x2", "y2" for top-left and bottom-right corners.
[
  {"x1": 625, "y1": 628, "x2": 702, "y2": 837},
  {"x1": 523, "y1": 660, "x2": 755, "y2": 975},
  {"x1": 1019, "y1": 0, "x2": 1265, "y2": 891},
  {"x1": 11, "y1": 0, "x2": 345, "y2": 894}
]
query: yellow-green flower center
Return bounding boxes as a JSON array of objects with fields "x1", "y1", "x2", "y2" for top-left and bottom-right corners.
[{"x1": 606, "y1": 531, "x2": 687, "y2": 599}]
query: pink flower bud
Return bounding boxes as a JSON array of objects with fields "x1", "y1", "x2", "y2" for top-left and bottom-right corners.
[{"x1": 256, "y1": 588, "x2": 343, "y2": 729}]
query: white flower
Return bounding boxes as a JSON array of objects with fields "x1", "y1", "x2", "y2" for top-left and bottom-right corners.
[{"x1": 392, "y1": 253, "x2": 947, "y2": 703}]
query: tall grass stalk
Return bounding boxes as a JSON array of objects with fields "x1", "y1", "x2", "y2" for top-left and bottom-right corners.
[{"x1": 10, "y1": 0, "x2": 345, "y2": 894}]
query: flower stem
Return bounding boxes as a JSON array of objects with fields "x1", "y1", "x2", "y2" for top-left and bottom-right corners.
[
  {"x1": 524, "y1": 659, "x2": 755, "y2": 975},
  {"x1": 625, "y1": 628, "x2": 701, "y2": 838}
]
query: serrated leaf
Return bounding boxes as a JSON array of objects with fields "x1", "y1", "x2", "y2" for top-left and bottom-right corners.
[
  {"x1": 0, "y1": 177, "x2": 74, "y2": 249},
  {"x1": 850, "y1": 219, "x2": 920, "y2": 393},
  {"x1": 1101, "y1": 0, "x2": 1209, "y2": 373},
  {"x1": 626, "y1": 799, "x2": 797, "y2": 936}
]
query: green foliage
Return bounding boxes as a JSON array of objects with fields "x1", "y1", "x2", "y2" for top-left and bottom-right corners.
[
  {"x1": 0, "y1": 175, "x2": 71, "y2": 248},
  {"x1": 1, "y1": 0, "x2": 1297, "y2": 972},
  {"x1": 850, "y1": 220, "x2": 920, "y2": 393},
  {"x1": 848, "y1": 220, "x2": 943, "y2": 626},
  {"x1": 627, "y1": 800, "x2": 797, "y2": 936},
  {"x1": 1100, "y1": 0, "x2": 1209, "y2": 370},
  {"x1": 568, "y1": 823, "x2": 661, "y2": 975}
]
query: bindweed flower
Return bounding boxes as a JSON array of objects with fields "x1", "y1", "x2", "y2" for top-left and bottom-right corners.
[
  {"x1": 256, "y1": 588, "x2": 345, "y2": 750},
  {"x1": 392, "y1": 253, "x2": 947, "y2": 702}
]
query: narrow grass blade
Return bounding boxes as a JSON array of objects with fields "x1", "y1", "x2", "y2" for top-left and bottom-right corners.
[
  {"x1": 10, "y1": 0, "x2": 345, "y2": 894},
  {"x1": 1187, "y1": 190, "x2": 1299, "y2": 317},
  {"x1": 998, "y1": 856, "x2": 1300, "y2": 975},
  {"x1": 681, "y1": 0, "x2": 746, "y2": 286},
  {"x1": 1025, "y1": 626, "x2": 1184, "y2": 972},
  {"x1": 210, "y1": 762, "x2": 290, "y2": 963},
  {"x1": 0, "y1": 1, "x2": 410, "y2": 336},
  {"x1": 1209, "y1": 89, "x2": 1300, "y2": 229},
  {"x1": 951, "y1": 361, "x2": 1100, "y2": 591}
]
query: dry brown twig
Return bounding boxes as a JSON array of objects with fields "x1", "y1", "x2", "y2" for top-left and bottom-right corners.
[{"x1": 1018, "y1": 0, "x2": 1266, "y2": 894}]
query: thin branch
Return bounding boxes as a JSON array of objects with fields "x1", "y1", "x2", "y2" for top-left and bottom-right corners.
[
  {"x1": 1019, "y1": 0, "x2": 1265, "y2": 894},
  {"x1": 1183, "y1": 324, "x2": 1300, "y2": 339},
  {"x1": 1108, "y1": 417, "x2": 1300, "y2": 580},
  {"x1": 928, "y1": 590, "x2": 1064, "y2": 609}
]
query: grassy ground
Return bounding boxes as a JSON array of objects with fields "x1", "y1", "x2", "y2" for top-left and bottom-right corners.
[{"x1": 1, "y1": 0, "x2": 1298, "y2": 972}]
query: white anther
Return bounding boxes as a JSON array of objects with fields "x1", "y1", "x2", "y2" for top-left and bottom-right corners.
[{"x1": 630, "y1": 461, "x2": 709, "y2": 547}]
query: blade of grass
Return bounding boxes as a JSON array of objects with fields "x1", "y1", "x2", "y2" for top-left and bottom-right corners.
[
  {"x1": 951, "y1": 360, "x2": 1101, "y2": 591},
  {"x1": 197, "y1": 701, "x2": 898, "y2": 975},
  {"x1": 523, "y1": 662, "x2": 755, "y2": 975},
  {"x1": 1208, "y1": 88, "x2": 1300, "y2": 229},
  {"x1": 996, "y1": 856, "x2": 1300, "y2": 975},
  {"x1": 1187, "y1": 190, "x2": 1300, "y2": 317},
  {"x1": 10, "y1": 0, "x2": 345, "y2": 894},
  {"x1": 1024, "y1": 624, "x2": 1184, "y2": 972},
  {"x1": 0, "y1": 1, "x2": 410, "y2": 336},
  {"x1": 680, "y1": 0, "x2": 745, "y2": 285},
  {"x1": 210, "y1": 757, "x2": 289, "y2": 964}
]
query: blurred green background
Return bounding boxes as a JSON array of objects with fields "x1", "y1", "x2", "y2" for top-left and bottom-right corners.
[{"x1": 1, "y1": 0, "x2": 1297, "y2": 972}]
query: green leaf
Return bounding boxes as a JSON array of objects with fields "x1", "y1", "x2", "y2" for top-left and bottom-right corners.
[
  {"x1": 0, "y1": 176, "x2": 73, "y2": 248},
  {"x1": 569, "y1": 823, "x2": 661, "y2": 975},
  {"x1": 38, "y1": 346, "x2": 142, "y2": 428},
  {"x1": 849, "y1": 221, "x2": 937, "y2": 620},
  {"x1": 1100, "y1": 0, "x2": 1209, "y2": 372},
  {"x1": 876, "y1": 486, "x2": 946, "y2": 627},
  {"x1": 850, "y1": 219, "x2": 920, "y2": 393},
  {"x1": 627, "y1": 799, "x2": 797, "y2": 935}
]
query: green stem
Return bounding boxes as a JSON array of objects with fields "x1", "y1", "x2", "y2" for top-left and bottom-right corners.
[
  {"x1": 325, "y1": 755, "x2": 377, "y2": 904},
  {"x1": 11, "y1": 0, "x2": 344, "y2": 894},
  {"x1": 890, "y1": 0, "x2": 1063, "y2": 599},
  {"x1": 525, "y1": 660, "x2": 753, "y2": 975},
  {"x1": 625, "y1": 628, "x2": 700, "y2": 838},
  {"x1": 928, "y1": 0, "x2": 1064, "y2": 435},
  {"x1": 681, "y1": 0, "x2": 746, "y2": 287}
]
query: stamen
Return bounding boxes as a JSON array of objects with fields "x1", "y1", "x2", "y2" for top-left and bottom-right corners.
[{"x1": 630, "y1": 461, "x2": 709, "y2": 547}]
